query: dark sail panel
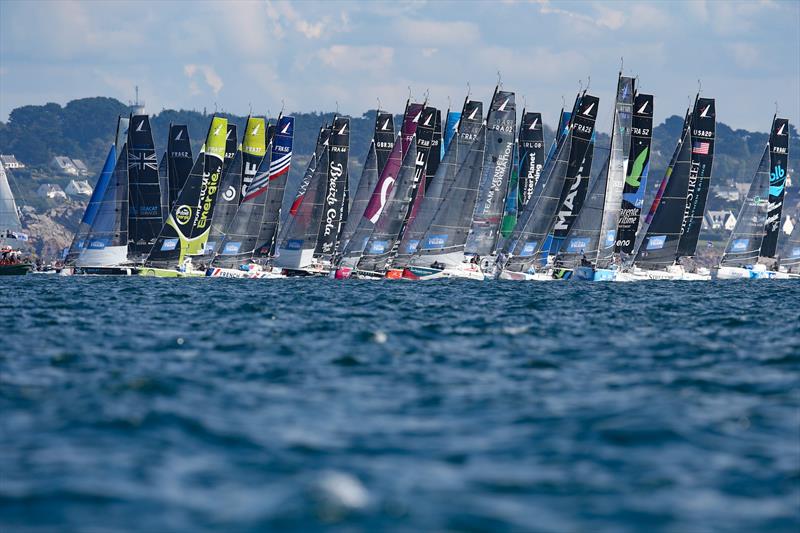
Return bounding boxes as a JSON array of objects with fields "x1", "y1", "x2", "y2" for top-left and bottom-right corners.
[
  {"x1": 315, "y1": 116, "x2": 351, "y2": 258},
  {"x1": 518, "y1": 111, "x2": 545, "y2": 206},
  {"x1": 425, "y1": 109, "x2": 443, "y2": 192},
  {"x1": 223, "y1": 124, "x2": 238, "y2": 173},
  {"x1": 254, "y1": 115, "x2": 295, "y2": 258},
  {"x1": 127, "y1": 115, "x2": 163, "y2": 261},
  {"x1": 615, "y1": 93, "x2": 653, "y2": 254},
  {"x1": 167, "y1": 124, "x2": 193, "y2": 209},
  {"x1": 761, "y1": 117, "x2": 789, "y2": 257},
  {"x1": 204, "y1": 147, "x2": 243, "y2": 255},
  {"x1": 375, "y1": 111, "x2": 395, "y2": 176}
]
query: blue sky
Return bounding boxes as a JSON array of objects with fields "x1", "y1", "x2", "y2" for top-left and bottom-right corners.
[{"x1": 1, "y1": 0, "x2": 798, "y2": 132}]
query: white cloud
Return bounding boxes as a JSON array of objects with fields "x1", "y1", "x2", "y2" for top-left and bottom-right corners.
[
  {"x1": 727, "y1": 43, "x2": 760, "y2": 69},
  {"x1": 184, "y1": 64, "x2": 223, "y2": 96},
  {"x1": 392, "y1": 19, "x2": 481, "y2": 46},
  {"x1": 318, "y1": 45, "x2": 394, "y2": 71},
  {"x1": 265, "y1": 0, "x2": 349, "y2": 40}
]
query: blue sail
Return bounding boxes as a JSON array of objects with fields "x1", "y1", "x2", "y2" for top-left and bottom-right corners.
[
  {"x1": 443, "y1": 111, "x2": 461, "y2": 154},
  {"x1": 65, "y1": 144, "x2": 116, "y2": 263}
]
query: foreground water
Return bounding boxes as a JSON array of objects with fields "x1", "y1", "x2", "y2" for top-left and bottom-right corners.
[{"x1": 1, "y1": 277, "x2": 798, "y2": 532}]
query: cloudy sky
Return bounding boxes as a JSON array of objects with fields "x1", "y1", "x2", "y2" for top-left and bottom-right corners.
[{"x1": 1, "y1": 0, "x2": 798, "y2": 132}]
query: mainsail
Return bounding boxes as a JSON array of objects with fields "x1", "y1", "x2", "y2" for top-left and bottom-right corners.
[
  {"x1": 145, "y1": 116, "x2": 228, "y2": 267},
  {"x1": 517, "y1": 111, "x2": 545, "y2": 206},
  {"x1": 65, "y1": 145, "x2": 116, "y2": 264},
  {"x1": 249, "y1": 115, "x2": 295, "y2": 258},
  {"x1": 425, "y1": 109, "x2": 443, "y2": 191},
  {"x1": 167, "y1": 125, "x2": 193, "y2": 209},
  {"x1": 780, "y1": 216, "x2": 800, "y2": 270},
  {"x1": 0, "y1": 161, "x2": 23, "y2": 236},
  {"x1": 338, "y1": 111, "x2": 394, "y2": 251},
  {"x1": 465, "y1": 89, "x2": 516, "y2": 256},
  {"x1": 204, "y1": 145, "x2": 243, "y2": 254},
  {"x1": 443, "y1": 109, "x2": 461, "y2": 153},
  {"x1": 127, "y1": 115, "x2": 163, "y2": 262},
  {"x1": 760, "y1": 117, "x2": 790, "y2": 257},
  {"x1": 315, "y1": 116, "x2": 351, "y2": 259},
  {"x1": 635, "y1": 96, "x2": 716, "y2": 267},
  {"x1": 615, "y1": 93, "x2": 654, "y2": 255},
  {"x1": 240, "y1": 117, "x2": 268, "y2": 198}
]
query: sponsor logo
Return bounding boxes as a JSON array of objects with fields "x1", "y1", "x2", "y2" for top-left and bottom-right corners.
[
  {"x1": 423, "y1": 234, "x2": 448, "y2": 249},
  {"x1": 520, "y1": 241, "x2": 537, "y2": 257},
  {"x1": 136, "y1": 120, "x2": 145, "y2": 132},
  {"x1": 174, "y1": 129, "x2": 184, "y2": 141},
  {"x1": 251, "y1": 123, "x2": 261, "y2": 135},
  {"x1": 791, "y1": 246, "x2": 800, "y2": 258},
  {"x1": 223, "y1": 242, "x2": 242, "y2": 254},
  {"x1": 213, "y1": 124, "x2": 224, "y2": 136},
  {"x1": 194, "y1": 165, "x2": 222, "y2": 229},
  {"x1": 286, "y1": 239, "x2": 303, "y2": 250},
  {"x1": 498, "y1": 97, "x2": 509, "y2": 112},
  {"x1": 368, "y1": 176, "x2": 395, "y2": 223},
  {"x1": 175, "y1": 205, "x2": 192, "y2": 225},
  {"x1": 646, "y1": 235, "x2": 667, "y2": 250},
  {"x1": 566, "y1": 237, "x2": 591, "y2": 253},
  {"x1": 604, "y1": 230, "x2": 616, "y2": 247},
  {"x1": 382, "y1": 118, "x2": 391, "y2": 130},
  {"x1": 222, "y1": 186, "x2": 236, "y2": 201},
  {"x1": 368, "y1": 240, "x2": 388, "y2": 254},
  {"x1": 88, "y1": 239, "x2": 107, "y2": 250},
  {"x1": 282, "y1": 121, "x2": 292, "y2": 134},
  {"x1": 769, "y1": 164, "x2": 786, "y2": 197},
  {"x1": 582, "y1": 102, "x2": 595, "y2": 116},
  {"x1": 777, "y1": 123, "x2": 786, "y2": 135},
  {"x1": 468, "y1": 106, "x2": 479, "y2": 120},
  {"x1": 423, "y1": 113, "x2": 433, "y2": 126},
  {"x1": 731, "y1": 238, "x2": 749, "y2": 252},
  {"x1": 405, "y1": 239, "x2": 419, "y2": 253},
  {"x1": 529, "y1": 117, "x2": 539, "y2": 130},
  {"x1": 637, "y1": 100, "x2": 649, "y2": 114},
  {"x1": 699, "y1": 104, "x2": 711, "y2": 118},
  {"x1": 160, "y1": 238, "x2": 178, "y2": 251},
  {"x1": 204, "y1": 241, "x2": 216, "y2": 254}
]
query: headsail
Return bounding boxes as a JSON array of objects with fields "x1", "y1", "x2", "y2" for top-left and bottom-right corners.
[
  {"x1": 167, "y1": 125, "x2": 193, "y2": 209},
  {"x1": 127, "y1": 115, "x2": 163, "y2": 262},
  {"x1": 518, "y1": 111, "x2": 545, "y2": 206}
]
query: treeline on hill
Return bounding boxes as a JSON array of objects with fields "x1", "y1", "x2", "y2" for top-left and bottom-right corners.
[{"x1": 1, "y1": 96, "x2": 798, "y2": 192}]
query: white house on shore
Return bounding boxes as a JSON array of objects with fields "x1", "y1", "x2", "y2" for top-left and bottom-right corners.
[
  {"x1": 65, "y1": 179, "x2": 93, "y2": 197},
  {"x1": 0, "y1": 154, "x2": 25, "y2": 169},
  {"x1": 703, "y1": 210, "x2": 737, "y2": 232},
  {"x1": 51, "y1": 156, "x2": 79, "y2": 176}
]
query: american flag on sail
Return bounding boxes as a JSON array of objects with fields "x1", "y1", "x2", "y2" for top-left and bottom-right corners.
[
  {"x1": 692, "y1": 141, "x2": 710, "y2": 155},
  {"x1": 243, "y1": 116, "x2": 294, "y2": 201}
]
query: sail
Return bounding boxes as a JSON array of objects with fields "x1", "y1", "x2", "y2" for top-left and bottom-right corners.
[
  {"x1": 357, "y1": 106, "x2": 437, "y2": 273},
  {"x1": 76, "y1": 143, "x2": 129, "y2": 267},
  {"x1": 158, "y1": 151, "x2": 169, "y2": 225},
  {"x1": 465, "y1": 90, "x2": 516, "y2": 256},
  {"x1": 760, "y1": 117, "x2": 790, "y2": 257},
  {"x1": 65, "y1": 145, "x2": 116, "y2": 264},
  {"x1": 720, "y1": 145, "x2": 770, "y2": 266},
  {"x1": 273, "y1": 132, "x2": 330, "y2": 270},
  {"x1": 393, "y1": 99, "x2": 483, "y2": 267},
  {"x1": 313, "y1": 116, "x2": 351, "y2": 258},
  {"x1": 518, "y1": 111, "x2": 545, "y2": 206},
  {"x1": 251, "y1": 115, "x2": 295, "y2": 258},
  {"x1": 425, "y1": 109, "x2": 443, "y2": 191},
  {"x1": 501, "y1": 95, "x2": 586, "y2": 272},
  {"x1": 634, "y1": 100, "x2": 703, "y2": 267},
  {"x1": 115, "y1": 117, "x2": 130, "y2": 155},
  {"x1": 407, "y1": 125, "x2": 487, "y2": 268},
  {"x1": 339, "y1": 111, "x2": 392, "y2": 251},
  {"x1": 145, "y1": 116, "x2": 228, "y2": 267},
  {"x1": 676, "y1": 97, "x2": 716, "y2": 257},
  {"x1": 167, "y1": 125, "x2": 193, "y2": 209},
  {"x1": 780, "y1": 216, "x2": 800, "y2": 269},
  {"x1": 204, "y1": 146, "x2": 243, "y2": 255},
  {"x1": 595, "y1": 76, "x2": 635, "y2": 267},
  {"x1": 223, "y1": 124, "x2": 238, "y2": 173},
  {"x1": 375, "y1": 111, "x2": 395, "y2": 176},
  {"x1": 211, "y1": 136, "x2": 273, "y2": 268},
  {"x1": 127, "y1": 115, "x2": 163, "y2": 262},
  {"x1": 0, "y1": 161, "x2": 23, "y2": 235},
  {"x1": 443, "y1": 110, "x2": 461, "y2": 153},
  {"x1": 615, "y1": 93, "x2": 654, "y2": 255},
  {"x1": 550, "y1": 94, "x2": 601, "y2": 250}
]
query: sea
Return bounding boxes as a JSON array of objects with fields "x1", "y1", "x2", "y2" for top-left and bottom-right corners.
[{"x1": 1, "y1": 277, "x2": 798, "y2": 532}]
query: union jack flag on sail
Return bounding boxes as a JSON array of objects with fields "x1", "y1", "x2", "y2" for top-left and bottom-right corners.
[{"x1": 243, "y1": 116, "x2": 294, "y2": 202}]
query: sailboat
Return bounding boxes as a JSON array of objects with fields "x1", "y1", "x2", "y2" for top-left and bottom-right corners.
[
  {"x1": 334, "y1": 101, "x2": 422, "y2": 278},
  {"x1": 715, "y1": 115, "x2": 791, "y2": 279},
  {"x1": 139, "y1": 116, "x2": 228, "y2": 277},
  {"x1": 624, "y1": 94, "x2": 716, "y2": 280},
  {"x1": 463, "y1": 88, "x2": 516, "y2": 274},
  {"x1": 0, "y1": 161, "x2": 32, "y2": 275},
  {"x1": 553, "y1": 74, "x2": 637, "y2": 281},
  {"x1": 127, "y1": 115, "x2": 165, "y2": 264},
  {"x1": 497, "y1": 91, "x2": 600, "y2": 280},
  {"x1": 779, "y1": 214, "x2": 800, "y2": 276},
  {"x1": 337, "y1": 110, "x2": 395, "y2": 253}
]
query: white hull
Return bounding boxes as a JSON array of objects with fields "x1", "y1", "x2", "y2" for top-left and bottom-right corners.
[
  {"x1": 714, "y1": 265, "x2": 792, "y2": 280},
  {"x1": 75, "y1": 245, "x2": 128, "y2": 268},
  {"x1": 497, "y1": 270, "x2": 557, "y2": 281},
  {"x1": 206, "y1": 266, "x2": 285, "y2": 279},
  {"x1": 617, "y1": 265, "x2": 711, "y2": 281}
]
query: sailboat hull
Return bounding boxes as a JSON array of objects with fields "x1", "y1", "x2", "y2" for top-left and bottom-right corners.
[
  {"x1": 0, "y1": 263, "x2": 31, "y2": 275},
  {"x1": 138, "y1": 267, "x2": 204, "y2": 278},
  {"x1": 402, "y1": 264, "x2": 485, "y2": 281},
  {"x1": 74, "y1": 266, "x2": 135, "y2": 276},
  {"x1": 206, "y1": 267, "x2": 285, "y2": 279},
  {"x1": 714, "y1": 265, "x2": 790, "y2": 280},
  {"x1": 572, "y1": 266, "x2": 616, "y2": 281}
]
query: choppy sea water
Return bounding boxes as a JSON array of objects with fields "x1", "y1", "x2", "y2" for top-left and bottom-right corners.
[{"x1": 0, "y1": 277, "x2": 798, "y2": 532}]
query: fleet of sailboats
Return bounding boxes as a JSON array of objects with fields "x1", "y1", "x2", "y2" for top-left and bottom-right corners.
[{"x1": 4, "y1": 71, "x2": 796, "y2": 280}]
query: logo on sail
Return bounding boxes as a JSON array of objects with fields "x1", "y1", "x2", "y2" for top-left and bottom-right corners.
[{"x1": 175, "y1": 205, "x2": 192, "y2": 225}]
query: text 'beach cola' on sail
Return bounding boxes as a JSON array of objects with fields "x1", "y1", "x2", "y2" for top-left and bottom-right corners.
[
  {"x1": 142, "y1": 116, "x2": 228, "y2": 275},
  {"x1": 717, "y1": 115, "x2": 790, "y2": 278}
]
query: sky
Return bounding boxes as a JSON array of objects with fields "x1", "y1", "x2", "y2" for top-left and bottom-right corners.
[{"x1": 1, "y1": 0, "x2": 798, "y2": 132}]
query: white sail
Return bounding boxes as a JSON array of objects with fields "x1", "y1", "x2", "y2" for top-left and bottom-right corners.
[{"x1": 0, "y1": 161, "x2": 23, "y2": 233}]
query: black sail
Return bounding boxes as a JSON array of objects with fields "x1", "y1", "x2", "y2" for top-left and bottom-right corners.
[
  {"x1": 167, "y1": 124, "x2": 193, "y2": 209},
  {"x1": 204, "y1": 146, "x2": 243, "y2": 255},
  {"x1": 158, "y1": 151, "x2": 169, "y2": 225},
  {"x1": 425, "y1": 109, "x2": 443, "y2": 191},
  {"x1": 615, "y1": 93, "x2": 654, "y2": 254},
  {"x1": 761, "y1": 117, "x2": 790, "y2": 257},
  {"x1": 127, "y1": 115, "x2": 163, "y2": 261},
  {"x1": 518, "y1": 111, "x2": 545, "y2": 206},
  {"x1": 676, "y1": 97, "x2": 715, "y2": 257},
  {"x1": 223, "y1": 124, "x2": 238, "y2": 173},
  {"x1": 375, "y1": 111, "x2": 395, "y2": 176},
  {"x1": 314, "y1": 117, "x2": 351, "y2": 258}
]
